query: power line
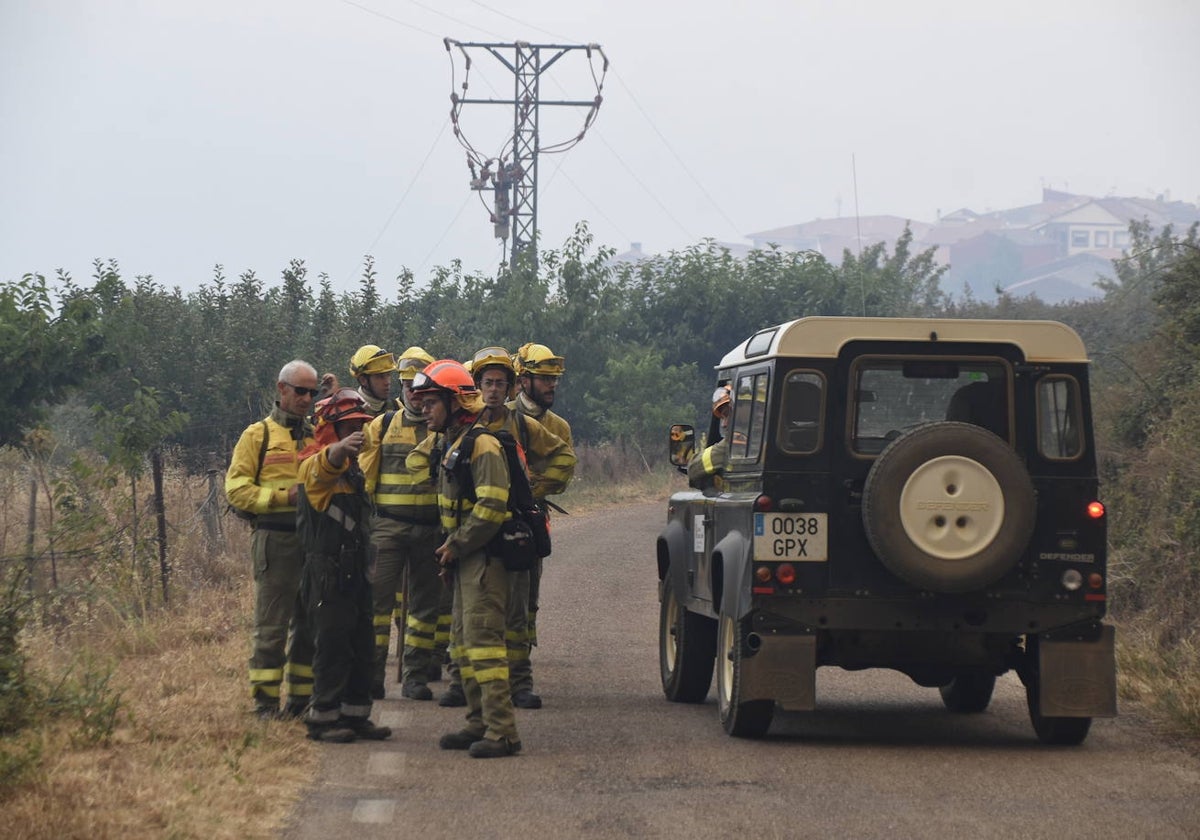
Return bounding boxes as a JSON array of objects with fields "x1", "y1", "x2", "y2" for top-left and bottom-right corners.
[
  {"x1": 336, "y1": 0, "x2": 440, "y2": 38},
  {"x1": 343, "y1": 116, "x2": 451, "y2": 286},
  {"x1": 609, "y1": 69, "x2": 742, "y2": 236}
]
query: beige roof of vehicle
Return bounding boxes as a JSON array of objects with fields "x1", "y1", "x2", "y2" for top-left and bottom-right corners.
[{"x1": 720, "y1": 317, "x2": 1089, "y2": 366}]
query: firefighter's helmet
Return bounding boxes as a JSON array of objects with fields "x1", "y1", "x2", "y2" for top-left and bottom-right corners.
[
  {"x1": 471, "y1": 346, "x2": 515, "y2": 382},
  {"x1": 712, "y1": 384, "x2": 732, "y2": 417},
  {"x1": 314, "y1": 388, "x2": 375, "y2": 425},
  {"x1": 409, "y1": 359, "x2": 479, "y2": 397},
  {"x1": 397, "y1": 346, "x2": 435, "y2": 381},
  {"x1": 349, "y1": 345, "x2": 397, "y2": 377},
  {"x1": 515, "y1": 342, "x2": 565, "y2": 377}
]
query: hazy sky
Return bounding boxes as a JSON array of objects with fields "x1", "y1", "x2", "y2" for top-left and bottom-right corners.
[{"x1": 3, "y1": 0, "x2": 1197, "y2": 294}]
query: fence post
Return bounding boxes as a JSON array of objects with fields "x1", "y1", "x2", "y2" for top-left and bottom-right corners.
[
  {"x1": 24, "y1": 465, "x2": 37, "y2": 594},
  {"x1": 202, "y1": 466, "x2": 226, "y2": 553},
  {"x1": 152, "y1": 448, "x2": 170, "y2": 605}
]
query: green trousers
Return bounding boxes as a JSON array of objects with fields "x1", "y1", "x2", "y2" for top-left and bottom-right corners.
[
  {"x1": 371, "y1": 529, "x2": 448, "y2": 686},
  {"x1": 452, "y1": 551, "x2": 518, "y2": 741},
  {"x1": 249, "y1": 528, "x2": 314, "y2": 708}
]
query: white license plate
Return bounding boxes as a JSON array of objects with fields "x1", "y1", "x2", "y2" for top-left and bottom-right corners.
[{"x1": 753, "y1": 513, "x2": 828, "y2": 562}]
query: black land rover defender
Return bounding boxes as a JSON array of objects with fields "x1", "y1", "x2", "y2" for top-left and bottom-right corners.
[{"x1": 658, "y1": 317, "x2": 1116, "y2": 744}]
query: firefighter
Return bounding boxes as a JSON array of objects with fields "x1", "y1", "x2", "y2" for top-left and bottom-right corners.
[
  {"x1": 507, "y1": 342, "x2": 574, "y2": 707},
  {"x1": 349, "y1": 344, "x2": 398, "y2": 416},
  {"x1": 296, "y1": 388, "x2": 391, "y2": 743},
  {"x1": 225, "y1": 359, "x2": 318, "y2": 720},
  {"x1": 407, "y1": 360, "x2": 522, "y2": 758},
  {"x1": 688, "y1": 384, "x2": 731, "y2": 491},
  {"x1": 472, "y1": 345, "x2": 574, "y2": 710},
  {"x1": 359, "y1": 346, "x2": 445, "y2": 702}
]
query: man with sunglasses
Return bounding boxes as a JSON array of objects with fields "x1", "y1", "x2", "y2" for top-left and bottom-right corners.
[{"x1": 226, "y1": 359, "x2": 320, "y2": 720}]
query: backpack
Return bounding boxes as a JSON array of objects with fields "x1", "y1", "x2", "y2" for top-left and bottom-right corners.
[{"x1": 452, "y1": 427, "x2": 551, "y2": 570}]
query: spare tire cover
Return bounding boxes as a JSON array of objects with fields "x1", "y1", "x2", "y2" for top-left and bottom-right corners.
[{"x1": 861, "y1": 422, "x2": 1036, "y2": 593}]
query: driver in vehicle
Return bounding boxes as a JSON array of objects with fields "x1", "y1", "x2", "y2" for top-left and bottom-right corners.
[{"x1": 688, "y1": 385, "x2": 731, "y2": 491}]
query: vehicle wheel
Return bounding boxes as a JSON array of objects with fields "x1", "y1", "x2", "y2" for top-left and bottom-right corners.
[
  {"x1": 716, "y1": 612, "x2": 774, "y2": 737},
  {"x1": 939, "y1": 673, "x2": 997, "y2": 713},
  {"x1": 861, "y1": 422, "x2": 1036, "y2": 593},
  {"x1": 659, "y1": 581, "x2": 716, "y2": 702}
]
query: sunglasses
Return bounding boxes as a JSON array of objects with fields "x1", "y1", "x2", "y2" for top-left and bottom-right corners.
[{"x1": 286, "y1": 382, "x2": 321, "y2": 397}]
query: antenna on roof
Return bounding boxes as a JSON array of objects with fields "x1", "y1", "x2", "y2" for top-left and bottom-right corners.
[{"x1": 853, "y1": 153, "x2": 866, "y2": 316}]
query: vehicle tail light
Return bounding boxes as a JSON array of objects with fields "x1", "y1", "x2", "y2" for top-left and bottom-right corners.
[
  {"x1": 755, "y1": 495, "x2": 774, "y2": 512},
  {"x1": 776, "y1": 564, "x2": 796, "y2": 586},
  {"x1": 755, "y1": 566, "x2": 772, "y2": 583},
  {"x1": 1087, "y1": 501, "x2": 1105, "y2": 519},
  {"x1": 1088, "y1": 572, "x2": 1104, "y2": 589},
  {"x1": 1060, "y1": 569, "x2": 1083, "y2": 591}
]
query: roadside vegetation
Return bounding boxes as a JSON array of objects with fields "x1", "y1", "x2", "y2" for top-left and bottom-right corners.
[{"x1": 1, "y1": 220, "x2": 1197, "y2": 834}]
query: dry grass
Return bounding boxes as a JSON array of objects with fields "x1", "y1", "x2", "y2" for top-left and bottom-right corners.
[
  {"x1": 557, "y1": 441, "x2": 686, "y2": 513},
  {"x1": 5, "y1": 577, "x2": 316, "y2": 840},
  {"x1": 3, "y1": 434, "x2": 1196, "y2": 836}
]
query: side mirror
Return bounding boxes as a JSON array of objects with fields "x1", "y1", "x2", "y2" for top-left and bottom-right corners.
[{"x1": 669, "y1": 424, "x2": 696, "y2": 468}]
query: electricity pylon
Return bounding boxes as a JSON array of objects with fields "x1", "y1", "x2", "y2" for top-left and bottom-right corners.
[{"x1": 446, "y1": 39, "x2": 607, "y2": 273}]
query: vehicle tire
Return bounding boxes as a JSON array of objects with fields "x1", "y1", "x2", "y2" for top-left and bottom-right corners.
[
  {"x1": 716, "y1": 611, "x2": 774, "y2": 738},
  {"x1": 938, "y1": 673, "x2": 997, "y2": 713},
  {"x1": 862, "y1": 422, "x2": 1036, "y2": 593},
  {"x1": 659, "y1": 581, "x2": 716, "y2": 703}
]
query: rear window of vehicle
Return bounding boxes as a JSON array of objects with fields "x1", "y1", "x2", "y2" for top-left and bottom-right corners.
[
  {"x1": 777, "y1": 370, "x2": 824, "y2": 454},
  {"x1": 1037, "y1": 375, "x2": 1084, "y2": 460},
  {"x1": 851, "y1": 357, "x2": 1010, "y2": 455}
]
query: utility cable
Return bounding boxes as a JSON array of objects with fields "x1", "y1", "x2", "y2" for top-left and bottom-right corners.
[{"x1": 336, "y1": 0, "x2": 440, "y2": 38}]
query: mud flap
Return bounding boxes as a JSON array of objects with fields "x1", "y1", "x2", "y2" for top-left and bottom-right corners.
[
  {"x1": 740, "y1": 633, "x2": 817, "y2": 711},
  {"x1": 1039, "y1": 624, "x2": 1117, "y2": 718}
]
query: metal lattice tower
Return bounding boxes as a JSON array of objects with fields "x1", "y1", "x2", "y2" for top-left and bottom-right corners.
[{"x1": 446, "y1": 40, "x2": 607, "y2": 273}]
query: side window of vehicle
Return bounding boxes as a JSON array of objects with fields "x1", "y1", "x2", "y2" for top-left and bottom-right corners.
[
  {"x1": 777, "y1": 370, "x2": 824, "y2": 454},
  {"x1": 1037, "y1": 375, "x2": 1083, "y2": 459},
  {"x1": 729, "y1": 372, "x2": 768, "y2": 462}
]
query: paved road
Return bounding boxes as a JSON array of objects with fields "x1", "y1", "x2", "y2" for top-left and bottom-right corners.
[{"x1": 285, "y1": 501, "x2": 1200, "y2": 839}]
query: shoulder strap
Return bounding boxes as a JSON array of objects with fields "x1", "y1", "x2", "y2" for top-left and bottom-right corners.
[
  {"x1": 381, "y1": 409, "x2": 396, "y2": 439},
  {"x1": 454, "y1": 427, "x2": 535, "y2": 511},
  {"x1": 253, "y1": 420, "x2": 269, "y2": 484}
]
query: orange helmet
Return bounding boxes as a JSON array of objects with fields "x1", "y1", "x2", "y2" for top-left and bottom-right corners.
[
  {"x1": 409, "y1": 359, "x2": 478, "y2": 397},
  {"x1": 712, "y1": 384, "x2": 732, "y2": 417},
  {"x1": 308, "y1": 388, "x2": 373, "y2": 452}
]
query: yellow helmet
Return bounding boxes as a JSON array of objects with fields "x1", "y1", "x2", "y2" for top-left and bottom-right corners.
[
  {"x1": 349, "y1": 344, "x2": 397, "y2": 377},
  {"x1": 397, "y1": 345, "x2": 436, "y2": 381},
  {"x1": 471, "y1": 345, "x2": 515, "y2": 381},
  {"x1": 515, "y1": 342, "x2": 565, "y2": 377}
]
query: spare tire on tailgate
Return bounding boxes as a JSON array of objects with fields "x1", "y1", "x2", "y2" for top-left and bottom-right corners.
[{"x1": 861, "y1": 421, "x2": 1035, "y2": 593}]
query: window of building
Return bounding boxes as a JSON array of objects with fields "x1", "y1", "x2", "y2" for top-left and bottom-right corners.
[
  {"x1": 1071, "y1": 229, "x2": 1090, "y2": 248},
  {"x1": 1094, "y1": 230, "x2": 1110, "y2": 247},
  {"x1": 1114, "y1": 231, "x2": 1130, "y2": 248}
]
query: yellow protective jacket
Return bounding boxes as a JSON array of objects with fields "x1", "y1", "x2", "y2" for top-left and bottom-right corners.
[
  {"x1": 360, "y1": 407, "x2": 439, "y2": 539},
  {"x1": 687, "y1": 438, "x2": 728, "y2": 491},
  {"x1": 407, "y1": 421, "x2": 509, "y2": 558},
  {"x1": 505, "y1": 393, "x2": 575, "y2": 499},
  {"x1": 483, "y1": 405, "x2": 575, "y2": 501},
  {"x1": 225, "y1": 405, "x2": 314, "y2": 526}
]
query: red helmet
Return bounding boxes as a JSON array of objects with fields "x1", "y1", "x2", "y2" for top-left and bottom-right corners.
[
  {"x1": 314, "y1": 388, "x2": 374, "y2": 425},
  {"x1": 409, "y1": 359, "x2": 478, "y2": 397}
]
